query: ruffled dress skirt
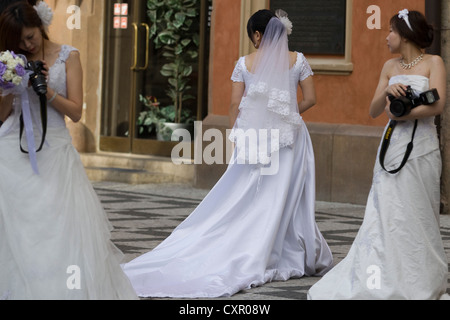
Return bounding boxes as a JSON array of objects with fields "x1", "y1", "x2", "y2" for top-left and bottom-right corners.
[
  {"x1": 0, "y1": 113, "x2": 138, "y2": 300},
  {"x1": 123, "y1": 123, "x2": 333, "y2": 298}
]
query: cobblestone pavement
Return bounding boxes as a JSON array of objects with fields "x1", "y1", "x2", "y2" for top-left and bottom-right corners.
[{"x1": 92, "y1": 181, "x2": 450, "y2": 301}]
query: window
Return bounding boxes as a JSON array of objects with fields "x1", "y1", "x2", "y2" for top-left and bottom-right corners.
[
  {"x1": 270, "y1": 0, "x2": 353, "y2": 75},
  {"x1": 270, "y1": 0, "x2": 346, "y2": 55}
]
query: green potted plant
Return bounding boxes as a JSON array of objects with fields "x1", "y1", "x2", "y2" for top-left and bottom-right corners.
[
  {"x1": 147, "y1": 0, "x2": 199, "y2": 141},
  {"x1": 138, "y1": 95, "x2": 195, "y2": 141},
  {"x1": 137, "y1": 95, "x2": 164, "y2": 139}
]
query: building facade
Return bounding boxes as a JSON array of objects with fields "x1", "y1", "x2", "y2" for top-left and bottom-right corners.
[{"x1": 46, "y1": 0, "x2": 449, "y2": 210}]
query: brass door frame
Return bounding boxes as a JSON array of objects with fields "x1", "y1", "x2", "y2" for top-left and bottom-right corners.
[
  {"x1": 129, "y1": 19, "x2": 149, "y2": 154},
  {"x1": 100, "y1": 1, "x2": 141, "y2": 154},
  {"x1": 101, "y1": 0, "x2": 207, "y2": 158},
  {"x1": 128, "y1": 7, "x2": 179, "y2": 157},
  {"x1": 100, "y1": 1, "x2": 163, "y2": 155}
]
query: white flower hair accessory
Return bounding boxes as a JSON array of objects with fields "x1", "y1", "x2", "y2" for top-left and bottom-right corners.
[
  {"x1": 398, "y1": 9, "x2": 413, "y2": 31},
  {"x1": 34, "y1": 1, "x2": 53, "y2": 31},
  {"x1": 275, "y1": 9, "x2": 293, "y2": 35}
]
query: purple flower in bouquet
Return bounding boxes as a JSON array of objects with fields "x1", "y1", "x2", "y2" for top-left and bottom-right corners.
[
  {"x1": 15, "y1": 64, "x2": 25, "y2": 77},
  {"x1": 0, "y1": 61, "x2": 6, "y2": 77},
  {"x1": 0, "y1": 80, "x2": 15, "y2": 90},
  {"x1": 0, "y1": 50, "x2": 26, "y2": 90}
]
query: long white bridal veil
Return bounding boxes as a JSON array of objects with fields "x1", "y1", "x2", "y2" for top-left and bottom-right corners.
[{"x1": 229, "y1": 10, "x2": 303, "y2": 166}]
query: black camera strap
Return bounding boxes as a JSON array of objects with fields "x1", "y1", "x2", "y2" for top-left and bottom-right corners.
[
  {"x1": 19, "y1": 94, "x2": 48, "y2": 154},
  {"x1": 379, "y1": 119, "x2": 418, "y2": 175}
]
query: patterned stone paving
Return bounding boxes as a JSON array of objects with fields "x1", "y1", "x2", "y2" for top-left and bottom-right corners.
[{"x1": 93, "y1": 181, "x2": 450, "y2": 301}]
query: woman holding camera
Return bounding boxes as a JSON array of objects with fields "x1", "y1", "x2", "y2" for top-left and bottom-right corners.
[
  {"x1": 0, "y1": 1, "x2": 137, "y2": 300},
  {"x1": 308, "y1": 9, "x2": 448, "y2": 300}
]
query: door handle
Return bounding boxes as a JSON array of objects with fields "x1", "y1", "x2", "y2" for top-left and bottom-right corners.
[
  {"x1": 131, "y1": 23, "x2": 150, "y2": 71},
  {"x1": 140, "y1": 23, "x2": 150, "y2": 70},
  {"x1": 131, "y1": 22, "x2": 139, "y2": 71}
]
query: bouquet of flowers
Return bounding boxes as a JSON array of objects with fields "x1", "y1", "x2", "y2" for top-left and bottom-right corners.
[
  {"x1": 0, "y1": 50, "x2": 43, "y2": 175},
  {"x1": 0, "y1": 50, "x2": 26, "y2": 91}
]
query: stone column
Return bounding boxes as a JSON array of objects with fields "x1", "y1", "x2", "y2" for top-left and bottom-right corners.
[{"x1": 440, "y1": 0, "x2": 450, "y2": 214}]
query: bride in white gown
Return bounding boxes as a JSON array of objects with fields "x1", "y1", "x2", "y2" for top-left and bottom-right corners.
[
  {"x1": 123, "y1": 9, "x2": 333, "y2": 298},
  {"x1": 0, "y1": 2, "x2": 137, "y2": 300},
  {"x1": 308, "y1": 9, "x2": 448, "y2": 300}
]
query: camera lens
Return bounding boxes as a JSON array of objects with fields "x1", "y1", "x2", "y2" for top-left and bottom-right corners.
[
  {"x1": 30, "y1": 74, "x2": 47, "y2": 96},
  {"x1": 390, "y1": 97, "x2": 412, "y2": 117}
]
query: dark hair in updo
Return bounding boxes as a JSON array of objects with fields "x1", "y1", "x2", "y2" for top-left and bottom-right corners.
[
  {"x1": 247, "y1": 9, "x2": 276, "y2": 39},
  {"x1": 390, "y1": 10, "x2": 434, "y2": 49}
]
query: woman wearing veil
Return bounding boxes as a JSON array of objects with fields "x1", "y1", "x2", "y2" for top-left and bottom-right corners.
[{"x1": 123, "y1": 9, "x2": 333, "y2": 298}]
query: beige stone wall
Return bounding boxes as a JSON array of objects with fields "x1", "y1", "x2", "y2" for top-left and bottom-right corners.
[
  {"x1": 441, "y1": 0, "x2": 450, "y2": 214},
  {"x1": 47, "y1": 0, "x2": 104, "y2": 152},
  {"x1": 308, "y1": 124, "x2": 383, "y2": 205}
]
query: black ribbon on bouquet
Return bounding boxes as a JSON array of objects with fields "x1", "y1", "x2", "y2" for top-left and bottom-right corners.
[{"x1": 379, "y1": 119, "x2": 418, "y2": 175}]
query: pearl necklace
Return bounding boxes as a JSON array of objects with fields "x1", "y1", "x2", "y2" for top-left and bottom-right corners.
[{"x1": 400, "y1": 53, "x2": 424, "y2": 70}]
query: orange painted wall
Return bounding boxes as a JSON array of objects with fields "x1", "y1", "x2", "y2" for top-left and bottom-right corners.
[
  {"x1": 306, "y1": 0, "x2": 425, "y2": 126},
  {"x1": 209, "y1": 0, "x2": 425, "y2": 127},
  {"x1": 209, "y1": 0, "x2": 241, "y2": 117}
]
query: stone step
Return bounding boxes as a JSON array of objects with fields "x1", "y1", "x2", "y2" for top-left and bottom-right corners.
[{"x1": 80, "y1": 153, "x2": 195, "y2": 185}]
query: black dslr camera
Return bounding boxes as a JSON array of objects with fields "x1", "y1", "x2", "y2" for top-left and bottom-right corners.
[
  {"x1": 26, "y1": 60, "x2": 47, "y2": 96},
  {"x1": 388, "y1": 86, "x2": 440, "y2": 117}
]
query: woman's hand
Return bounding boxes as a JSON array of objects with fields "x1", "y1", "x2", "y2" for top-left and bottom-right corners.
[{"x1": 385, "y1": 83, "x2": 408, "y2": 98}]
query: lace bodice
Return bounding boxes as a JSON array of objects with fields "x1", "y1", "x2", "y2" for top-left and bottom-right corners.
[
  {"x1": 20, "y1": 45, "x2": 78, "y2": 129},
  {"x1": 229, "y1": 52, "x2": 313, "y2": 163}
]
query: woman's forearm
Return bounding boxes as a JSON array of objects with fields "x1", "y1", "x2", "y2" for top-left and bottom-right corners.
[
  {"x1": 370, "y1": 90, "x2": 389, "y2": 119},
  {"x1": 298, "y1": 98, "x2": 316, "y2": 114},
  {"x1": 46, "y1": 87, "x2": 82, "y2": 123}
]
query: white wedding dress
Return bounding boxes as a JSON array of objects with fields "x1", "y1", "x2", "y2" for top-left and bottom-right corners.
[
  {"x1": 0, "y1": 45, "x2": 138, "y2": 300},
  {"x1": 308, "y1": 75, "x2": 448, "y2": 300},
  {"x1": 123, "y1": 52, "x2": 333, "y2": 298}
]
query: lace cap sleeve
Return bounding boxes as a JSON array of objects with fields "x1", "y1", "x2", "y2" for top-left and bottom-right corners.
[
  {"x1": 298, "y1": 53, "x2": 314, "y2": 82},
  {"x1": 231, "y1": 57, "x2": 245, "y2": 83},
  {"x1": 59, "y1": 45, "x2": 79, "y2": 63}
]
